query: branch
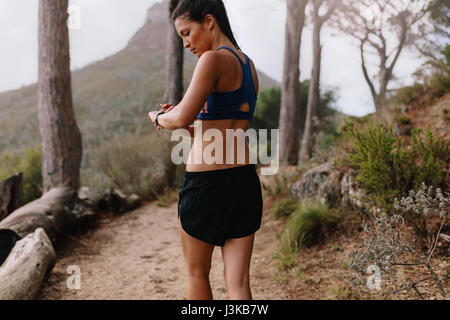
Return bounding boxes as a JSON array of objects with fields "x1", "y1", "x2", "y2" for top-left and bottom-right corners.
[
  {"x1": 360, "y1": 37, "x2": 378, "y2": 101},
  {"x1": 427, "y1": 212, "x2": 448, "y2": 264}
]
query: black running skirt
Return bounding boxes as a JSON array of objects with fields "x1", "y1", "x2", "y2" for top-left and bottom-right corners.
[{"x1": 178, "y1": 164, "x2": 263, "y2": 247}]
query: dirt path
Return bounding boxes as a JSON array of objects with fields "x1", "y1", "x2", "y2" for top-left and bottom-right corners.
[{"x1": 36, "y1": 195, "x2": 292, "y2": 300}]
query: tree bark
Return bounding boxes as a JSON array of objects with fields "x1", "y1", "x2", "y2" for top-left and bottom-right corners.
[
  {"x1": 0, "y1": 228, "x2": 56, "y2": 300},
  {"x1": 300, "y1": 0, "x2": 337, "y2": 160},
  {"x1": 279, "y1": 0, "x2": 308, "y2": 166},
  {"x1": 164, "y1": 0, "x2": 184, "y2": 105},
  {"x1": 37, "y1": 0, "x2": 83, "y2": 193},
  {"x1": 0, "y1": 187, "x2": 84, "y2": 241},
  {"x1": 163, "y1": 0, "x2": 184, "y2": 188}
]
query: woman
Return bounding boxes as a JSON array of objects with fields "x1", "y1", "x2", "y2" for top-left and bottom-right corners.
[{"x1": 148, "y1": 0, "x2": 263, "y2": 300}]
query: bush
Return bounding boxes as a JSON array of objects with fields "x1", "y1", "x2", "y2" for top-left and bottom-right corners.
[
  {"x1": 337, "y1": 120, "x2": 450, "y2": 210},
  {"x1": 273, "y1": 196, "x2": 299, "y2": 219},
  {"x1": 87, "y1": 133, "x2": 173, "y2": 200},
  {"x1": 399, "y1": 45, "x2": 450, "y2": 106},
  {"x1": 0, "y1": 145, "x2": 42, "y2": 204},
  {"x1": 395, "y1": 83, "x2": 425, "y2": 106},
  {"x1": 349, "y1": 184, "x2": 449, "y2": 299},
  {"x1": 397, "y1": 115, "x2": 412, "y2": 125},
  {"x1": 275, "y1": 198, "x2": 340, "y2": 269}
]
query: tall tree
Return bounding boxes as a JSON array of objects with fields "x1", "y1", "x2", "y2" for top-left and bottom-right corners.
[
  {"x1": 279, "y1": 0, "x2": 308, "y2": 166},
  {"x1": 164, "y1": 0, "x2": 184, "y2": 105},
  {"x1": 163, "y1": 0, "x2": 184, "y2": 189},
  {"x1": 300, "y1": 0, "x2": 337, "y2": 160},
  {"x1": 331, "y1": 0, "x2": 433, "y2": 112},
  {"x1": 37, "y1": 0, "x2": 82, "y2": 192}
]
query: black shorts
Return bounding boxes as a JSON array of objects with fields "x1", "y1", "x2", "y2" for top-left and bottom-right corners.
[{"x1": 178, "y1": 164, "x2": 263, "y2": 247}]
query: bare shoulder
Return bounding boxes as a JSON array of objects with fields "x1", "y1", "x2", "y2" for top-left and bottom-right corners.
[
  {"x1": 197, "y1": 50, "x2": 221, "y2": 67},
  {"x1": 192, "y1": 51, "x2": 222, "y2": 81}
]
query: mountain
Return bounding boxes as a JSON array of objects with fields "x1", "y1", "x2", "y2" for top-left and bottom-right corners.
[{"x1": 0, "y1": 0, "x2": 280, "y2": 169}]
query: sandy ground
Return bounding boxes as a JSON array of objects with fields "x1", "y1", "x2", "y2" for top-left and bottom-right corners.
[
  {"x1": 35, "y1": 167, "x2": 449, "y2": 300},
  {"x1": 36, "y1": 194, "x2": 292, "y2": 300}
]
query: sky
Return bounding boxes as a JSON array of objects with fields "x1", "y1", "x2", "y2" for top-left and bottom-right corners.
[{"x1": 0, "y1": 0, "x2": 429, "y2": 116}]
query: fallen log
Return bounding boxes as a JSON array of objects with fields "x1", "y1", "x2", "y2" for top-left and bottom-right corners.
[
  {"x1": 0, "y1": 187, "x2": 96, "y2": 241},
  {"x1": 0, "y1": 172, "x2": 23, "y2": 222},
  {"x1": 0, "y1": 227, "x2": 56, "y2": 300}
]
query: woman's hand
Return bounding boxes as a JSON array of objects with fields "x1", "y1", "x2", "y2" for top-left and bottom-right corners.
[
  {"x1": 148, "y1": 104, "x2": 175, "y2": 131},
  {"x1": 160, "y1": 103, "x2": 175, "y2": 113}
]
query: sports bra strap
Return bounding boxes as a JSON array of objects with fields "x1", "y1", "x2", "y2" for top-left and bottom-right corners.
[{"x1": 216, "y1": 46, "x2": 249, "y2": 68}]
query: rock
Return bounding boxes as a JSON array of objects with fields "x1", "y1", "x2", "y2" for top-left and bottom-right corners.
[
  {"x1": 340, "y1": 169, "x2": 365, "y2": 210},
  {"x1": 100, "y1": 189, "x2": 141, "y2": 214},
  {"x1": 288, "y1": 162, "x2": 340, "y2": 206},
  {"x1": 78, "y1": 186, "x2": 102, "y2": 213},
  {"x1": 127, "y1": 194, "x2": 141, "y2": 211}
]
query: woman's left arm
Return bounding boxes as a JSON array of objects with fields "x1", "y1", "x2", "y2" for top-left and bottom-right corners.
[{"x1": 151, "y1": 51, "x2": 220, "y2": 130}]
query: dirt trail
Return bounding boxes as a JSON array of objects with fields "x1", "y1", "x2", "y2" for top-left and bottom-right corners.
[{"x1": 36, "y1": 195, "x2": 292, "y2": 300}]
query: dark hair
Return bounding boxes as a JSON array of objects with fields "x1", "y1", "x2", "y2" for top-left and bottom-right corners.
[{"x1": 171, "y1": 0, "x2": 240, "y2": 51}]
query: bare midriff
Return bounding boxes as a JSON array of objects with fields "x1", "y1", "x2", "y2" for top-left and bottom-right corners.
[{"x1": 186, "y1": 118, "x2": 251, "y2": 172}]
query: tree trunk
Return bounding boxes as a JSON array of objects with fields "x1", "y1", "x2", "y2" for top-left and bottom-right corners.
[
  {"x1": 37, "y1": 0, "x2": 83, "y2": 193},
  {"x1": 300, "y1": 15, "x2": 322, "y2": 160},
  {"x1": 279, "y1": 0, "x2": 308, "y2": 166},
  {"x1": 0, "y1": 228, "x2": 56, "y2": 300},
  {"x1": 163, "y1": 0, "x2": 184, "y2": 188},
  {"x1": 0, "y1": 187, "x2": 85, "y2": 241},
  {"x1": 164, "y1": 0, "x2": 184, "y2": 105}
]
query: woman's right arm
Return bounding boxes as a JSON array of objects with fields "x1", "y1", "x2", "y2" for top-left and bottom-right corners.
[{"x1": 181, "y1": 124, "x2": 195, "y2": 138}]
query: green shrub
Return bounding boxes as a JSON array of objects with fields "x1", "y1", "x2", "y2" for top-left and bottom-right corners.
[
  {"x1": 0, "y1": 145, "x2": 43, "y2": 204},
  {"x1": 274, "y1": 199, "x2": 339, "y2": 269},
  {"x1": 338, "y1": 120, "x2": 450, "y2": 210},
  {"x1": 273, "y1": 196, "x2": 299, "y2": 219},
  {"x1": 397, "y1": 114, "x2": 412, "y2": 125},
  {"x1": 88, "y1": 133, "x2": 173, "y2": 200},
  {"x1": 395, "y1": 83, "x2": 425, "y2": 105}
]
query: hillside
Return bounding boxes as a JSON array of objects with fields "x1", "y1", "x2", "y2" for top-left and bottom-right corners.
[{"x1": 0, "y1": 0, "x2": 279, "y2": 169}]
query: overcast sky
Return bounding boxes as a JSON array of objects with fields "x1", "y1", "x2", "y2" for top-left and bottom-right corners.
[{"x1": 0, "y1": 0, "x2": 428, "y2": 116}]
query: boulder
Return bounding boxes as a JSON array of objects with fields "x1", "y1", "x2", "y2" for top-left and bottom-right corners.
[
  {"x1": 288, "y1": 162, "x2": 340, "y2": 206},
  {"x1": 100, "y1": 189, "x2": 141, "y2": 214}
]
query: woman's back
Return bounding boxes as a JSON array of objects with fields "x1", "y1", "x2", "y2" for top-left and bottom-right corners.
[{"x1": 186, "y1": 47, "x2": 260, "y2": 172}]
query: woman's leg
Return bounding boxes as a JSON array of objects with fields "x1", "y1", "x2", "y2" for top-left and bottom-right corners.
[
  {"x1": 178, "y1": 219, "x2": 215, "y2": 300},
  {"x1": 221, "y1": 233, "x2": 255, "y2": 300}
]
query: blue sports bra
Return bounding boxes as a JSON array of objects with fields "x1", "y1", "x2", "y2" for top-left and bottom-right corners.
[{"x1": 197, "y1": 46, "x2": 258, "y2": 123}]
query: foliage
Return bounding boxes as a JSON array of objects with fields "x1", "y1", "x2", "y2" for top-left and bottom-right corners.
[
  {"x1": 274, "y1": 198, "x2": 340, "y2": 269},
  {"x1": 251, "y1": 82, "x2": 339, "y2": 132},
  {"x1": 336, "y1": 119, "x2": 450, "y2": 210},
  {"x1": 397, "y1": 45, "x2": 450, "y2": 106},
  {"x1": 273, "y1": 196, "x2": 299, "y2": 219},
  {"x1": 87, "y1": 133, "x2": 173, "y2": 200},
  {"x1": 0, "y1": 145, "x2": 43, "y2": 204},
  {"x1": 349, "y1": 184, "x2": 449, "y2": 299},
  {"x1": 396, "y1": 114, "x2": 412, "y2": 125}
]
